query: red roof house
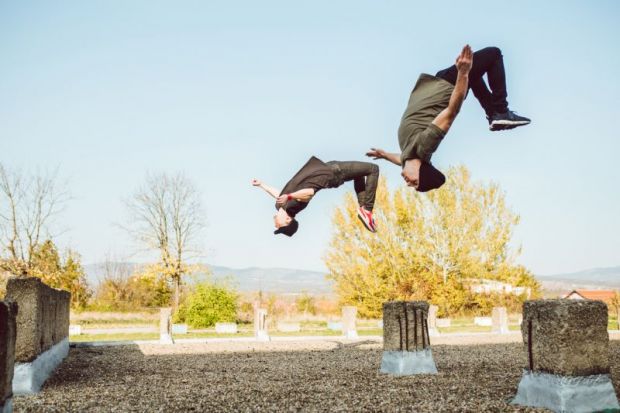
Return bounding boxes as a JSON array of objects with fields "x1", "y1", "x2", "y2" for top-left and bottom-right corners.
[{"x1": 563, "y1": 289, "x2": 618, "y2": 304}]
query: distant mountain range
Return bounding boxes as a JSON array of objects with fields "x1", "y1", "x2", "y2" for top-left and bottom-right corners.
[
  {"x1": 83, "y1": 262, "x2": 333, "y2": 295},
  {"x1": 83, "y1": 262, "x2": 619, "y2": 296},
  {"x1": 536, "y1": 266, "x2": 620, "y2": 294}
]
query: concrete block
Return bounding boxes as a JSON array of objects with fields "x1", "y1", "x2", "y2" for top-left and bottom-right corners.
[
  {"x1": 521, "y1": 299, "x2": 609, "y2": 376},
  {"x1": 1, "y1": 301, "x2": 18, "y2": 412},
  {"x1": 512, "y1": 299, "x2": 619, "y2": 412},
  {"x1": 215, "y1": 323, "x2": 238, "y2": 334},
  {"x1": 327, "y1": 322, "x2": 341, "y2": 331},
  {"x1": 341, "y1": 306, "x2": 357, "y2": 339},
  {"x1": 159, "y1": 308, "x2": 174, "y2": 344},
  {"x1": 383, "y1": 301, "x2": 430, "y2": 352},
  {"x1": 171, "y1": 324, "x2": 188, "y2": 334},
  {"x1": 474, "y1": 316, "x2": 492, "y2": 326},
  {"x1": 381, "y1": 301, "x2": 436, "y2": 375},
  {"x1": 276, "y1": 322, "x2": 301, "y2": 333},
  {"x1": 492, "y1": 307, "x2": 509, "y2": 334},
  {"x1": 427, "y1": 305, "x2": 439, "y2": 336},
  {"x1": 5, "y1": 277, "x2": 70, "y2": 363},
  {"x1": 254, "y1": 307, "x2": 269, "y2": 341}
]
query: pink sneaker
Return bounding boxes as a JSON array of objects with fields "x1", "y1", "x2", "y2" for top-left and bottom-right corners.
[{"x1": 357, "y1": 207, "x2": 376, "y2": 233}]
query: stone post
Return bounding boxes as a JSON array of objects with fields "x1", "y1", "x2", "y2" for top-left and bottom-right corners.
[
  {"x1": 159, "y1": 308, "x2": 174, "y2": 344},
  {"x1": 1, "y1": 301, "x2": 18, "y2": 413},
  {"x1": 491, "y1": 306, "x2": 509, "y2": 334},
  {"x1": 254, "y1": 305, "x2": 270, "y2": 342},
  {"x1": 380, "y1": 301, "x2": 437, "y2": 375},
  {"x1": 512, "y1": 299, "x2": 619, "y2": 411},
  {"x1": 6, "y1": 277, "x2": 70, "y2": 394},
  {"x1": 341, "y1": 306, "x2": 358, "y2": 339},
  {"x1": 427, "y1": 305, "x2": 439, "y2": 336}
]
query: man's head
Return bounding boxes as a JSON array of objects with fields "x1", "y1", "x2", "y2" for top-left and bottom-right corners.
[
  {"x1": 401, "y1": 159, "x2": 445, "y2": 192},
  {"x1": 273, "y1": 208, "x2": 299, "y2": 237},
  {"x1": 417, "y1": 162, "x2": 445, "y2": 192}
]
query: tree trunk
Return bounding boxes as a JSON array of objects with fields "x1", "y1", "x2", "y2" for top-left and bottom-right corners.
[{"x1": 173, "y1": 275, "x2": 180, "y2": 311}]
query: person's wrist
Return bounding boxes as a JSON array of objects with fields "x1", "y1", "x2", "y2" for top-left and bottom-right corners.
[{"x1": 287, "y1": 194, "x2": 293, "y2": 200}]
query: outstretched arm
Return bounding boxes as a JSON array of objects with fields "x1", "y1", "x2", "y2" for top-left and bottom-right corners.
[
  {"x1": 275, "y1": 188, "x2": 315, "y2": 205},
  {"x1": 251, "y1": 179, "x2": 281, "y2": 199},
  {"x1": 432, "y1": 44, "x2": 473, "y2": 133},
  {"x1": 366, "y1": 148, "x2": 402, "y2": 166}
]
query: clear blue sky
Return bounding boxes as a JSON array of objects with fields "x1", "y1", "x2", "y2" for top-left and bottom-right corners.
[{"x1": 1, "y1": 1, "x2": 619, "y2": 275}]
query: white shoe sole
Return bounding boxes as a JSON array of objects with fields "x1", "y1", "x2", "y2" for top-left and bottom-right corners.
[
  {"x1": 489, "y1": 120, "x2": 530, "y2": 131},
  {"x1": 357, "y1": 212, "x2": 376, "y2": 233}
]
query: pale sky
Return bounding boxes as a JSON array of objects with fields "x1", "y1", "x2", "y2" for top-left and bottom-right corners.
[{"x1": 1, "y1": 1, "x2": 619, "y2": 275}]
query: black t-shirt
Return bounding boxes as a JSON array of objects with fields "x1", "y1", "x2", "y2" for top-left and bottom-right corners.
[{"x1": 275, "y1": 156, "x2": 336, "y2": 217}]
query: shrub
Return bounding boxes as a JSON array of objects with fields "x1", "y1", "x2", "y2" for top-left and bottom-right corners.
[{"x1": 177, "y1": 282, "x2": 238, "y2": 328}]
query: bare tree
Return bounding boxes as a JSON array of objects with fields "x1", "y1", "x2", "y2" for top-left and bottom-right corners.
[
  {"x1": 124, "y1": 172, "x2": 205, "y2": 310},
  {"x1": 0, "y1": 164, "x2": 68, "y2": 275}
]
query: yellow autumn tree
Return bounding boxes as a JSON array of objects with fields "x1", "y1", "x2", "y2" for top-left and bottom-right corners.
[{"x1": 324, "y1": 165, "x2": 539, "y2": 317}]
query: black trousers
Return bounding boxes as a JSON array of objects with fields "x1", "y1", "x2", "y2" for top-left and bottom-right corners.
[
  {"x1": 435, "y1": 46, "x2": 509, "y2": 117},
  {"x1": 327, "y1": 161, "x2": 379, "y2": 211}
]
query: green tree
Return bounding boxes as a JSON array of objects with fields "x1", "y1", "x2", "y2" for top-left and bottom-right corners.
[
  {"x1": 176, "y1": 281, "x2": 238, "y2": 328},
  {"x1": 324, "y1": 166, "x2": 540, "y2": 317},
  {"x1": 296, "y1": 292, "x2": 316, "y2": 317},
  {"x1": 611, "y1": 291, "x2": 620, "y2": 330},
  {"x1": 29, "y1": 240, "x2": 91, "y2": 309},
  {"x1": 92, "y1": 262, "x2": 172, "y2": 311}
]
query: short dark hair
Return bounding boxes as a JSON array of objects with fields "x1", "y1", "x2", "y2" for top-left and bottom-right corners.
[
  {"x1": 274, "y1": 219, "x2": 299, "y2": 237},
  {"x1": 417, "y1": 162, "x2": 445, "y2": 192}
]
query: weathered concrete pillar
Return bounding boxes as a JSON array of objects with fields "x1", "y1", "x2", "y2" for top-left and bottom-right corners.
[
  {"x1": 512, "y1": 299, "x2": 619, "y2": 412},
  {"x1": 6, "y1": 277, "x2": 70, "y2": 394},
  {"x1": 254, "y1": 305, "x2": 270, "y2": 342},
  {"x1": 491, "y1": 306, "x2": 509, "y2": 334},
  {"x1": 380, "y1": 301, "x2": 437, "y2": 375},
  {"x1": 1, "y1": 301, "x2": 18, "y2": 413},
  {"x1": 159, "y1": 308, "x2": 174, "y2": 344},
  {"x1": 341, "y1": 306, "x2": 358, "y2": 339},
  {"x1": 427, "y1": 305, "x2": 439, "y2": 336}
]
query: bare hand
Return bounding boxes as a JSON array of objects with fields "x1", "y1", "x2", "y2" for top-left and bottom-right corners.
[
  {"x1": 456, "y1": 44, "x2": 473, "y2": 75},
  {"x1": 251, "y1": 178, "x2": 262, "y2": 186},
  {"x1": 276, "y1": 194, "x2": 289, "y2": 204},
  {"x1": 366, "y1": 148, "x2": 386, "y2": 160}
]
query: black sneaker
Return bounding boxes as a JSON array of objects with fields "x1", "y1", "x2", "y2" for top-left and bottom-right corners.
[{"x1": 489, "y1": 110, "x2": 531, "y2": 131}]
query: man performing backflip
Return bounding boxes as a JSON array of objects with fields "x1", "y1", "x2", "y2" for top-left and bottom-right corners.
[
  {"x1": 252, "y1": 156, "x2": 379, "y2": 236},
  {"x1": 368, "y1": 45, "x2": 530, "y2": 192}
]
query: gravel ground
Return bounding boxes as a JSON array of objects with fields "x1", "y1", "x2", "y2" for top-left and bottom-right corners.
[{"x1": 13, "y1": 339, "x2": 620, "y2": 412}]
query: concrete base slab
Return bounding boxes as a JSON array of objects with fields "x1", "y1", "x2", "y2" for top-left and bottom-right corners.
[
  {"x1": 255, "y1": 331, "x2": 270, "y2": 342},
  {"x1": 380, "y1": 349, "x2": 438, "y2": 376},
  {"x1": 344, "y1": 331, "x2": 358, "y2": 339},
  {"x1": 512, "y1": 370, "x2": 620, "y2": 413},
  {"x1": 13, "y1": 338, "x2": 69, "y2": 394},
  {"x1": 1, "y1": 398, "x2": 13, "y2": 413},
  {"x1": 159, "y1": 334, "x2": 174, "y2": 344}
]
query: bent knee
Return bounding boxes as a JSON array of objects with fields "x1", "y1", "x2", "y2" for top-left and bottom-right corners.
[{"x1": 482, "y1": 46, "x2": 502, "y2": 58}]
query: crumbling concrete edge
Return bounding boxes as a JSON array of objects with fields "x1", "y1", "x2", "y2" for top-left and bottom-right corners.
[
  {"x1": 344, "y1": 331, "x2": 358, "y2": 339},
  {"x1": 255, "y1": 331, "x2": 271, "y2": 342},
  {"x1": 511, "y1": 369, "x2": 620, "y2": 412},
  {"x1": 0, "y1": 398, "x2": 12, "y2": 413},
  {"x1": 12, "y1": 338, "x2": 69, "y2": 394},
  {"x1": 159, "y1": 333, "x2": 174, "y2": 345},
  {"x1": 380, "y1": 349, "x2": 438, "y2": 376}
]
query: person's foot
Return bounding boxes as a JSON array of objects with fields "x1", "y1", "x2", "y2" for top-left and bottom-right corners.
[
  {"x1": 357, "y1": 207, "x2": 376, "y2": 233},
  {"x1": 489, "y1": 110, "x2": 531, "y2": 131}
]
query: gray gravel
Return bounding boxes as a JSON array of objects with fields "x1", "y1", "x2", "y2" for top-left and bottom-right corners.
[{"x1": 13, "y1": 339, "x2": 620, "y2": 412}]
